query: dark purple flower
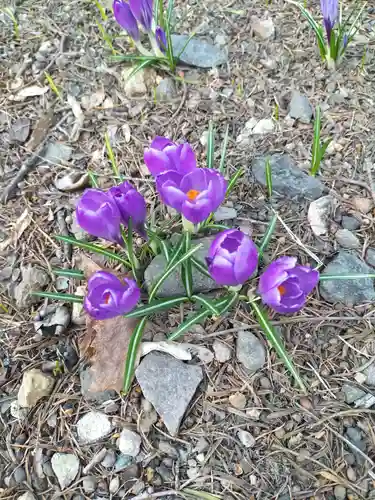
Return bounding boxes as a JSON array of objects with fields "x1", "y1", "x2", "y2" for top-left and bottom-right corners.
[
  {"x1": 144, "y1": 137, "x2": 197, "y2": 177},
  {"x1": 320, "y1": 0, "x2": 338, "y2": 44},
  {"x1": 84, "y1": 271, "x2": 140, "y2": 320},
  {"x1": 155, "y1": 26, "x2": 167, "y2": 52},
  {"x1": 206, "y1": 229, "x2": 258, "y2": 286},
  {"x1": 113, "y1": 0, "x2": 140, "y2": 41},
  {"x1": 156, "y1": 168, "x2": 227, "y2": 224},
  {"x1": 129, "y1": 0, "x2": 153, "y2": 31},
  {"x1": 258, "y1": 257, "x2": 319, "y2": 314},
  {"x1": 108, "y1": 181, "x2": 147, "y2": 238},
  {"x1": 76, "y1": 188, "x2": 122, "y2": 244}
]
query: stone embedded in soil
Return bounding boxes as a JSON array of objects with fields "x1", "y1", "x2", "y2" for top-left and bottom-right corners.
[
  {"x1": 342, "y1": 215, "x2": 361, "y2": 231},
  {"x1": 319, "y1": 251, "x2": 375, "y2": 306},
  {"x1": 342, "y1": 384, "x2": 366, "y2": 404},
  {"x1": 251, "y1": 154, "x2": 323, "y2": 201},
  {"x1": 80, "y1": 367, "x2": 117, "y2": 403},
  {"x1": 13, "y1": 264, "x2": 49, "y2": 309},
  {"x1": 40, "y1": 142, "x2": 72, "y2": 165},
  {"x1": 9, "y1": 117, "x2": 31, "y2": 144},
  {"x1": 335, "y1": 229, "x2": 360, "y2": 249},
  {"x1": 118, "y1": 429, "x2": 141, "y2": 457},
  {"x1": 229, "y1": 392, "x2": 247, "y2": 410},
  {"x1": 136, "y1": 351, "x2": 203, "y2": 435},
  {"x1": 236, "y1": 331, "x2": 266, "y2": 372},
  {"x1": 121, "y1": 67, "x2": 149, "y2": 98},
  {"x1": 144, "y1": 235, "x2": 219, "y2": 298},
  {"x1": 308, "y1": 195, "x2": 336, "y2": 237},
  {"x1": 171, "y1": 34, "x2": 227, "y2": 68},
  {"x1": 333, "y1": 485, "x2": 347, "y2": 500},
  {"x1": 82, "y1": 476, "x2": 97, "y2": 493},
  {"x1": 34, "y1": 304, "x2": 70, "y2": 336},
  {"x1": 10, "y1": 400, "x2": 29, "y2": 420},
  {"x1": 156, "y1": 77, "x2": 177, "y2": 102},
  {"x1": 77, "y1": 411, "x2": 112, "y2": 443},
  {"x1": 51, "y1": 453, "x2": 79, "y2": 489},
  {"x1": 288, "y1": 91, "x2": 313, "y2": 124},
  {"x1": 251, "y1": 16, "x2": 275, "y2": 40},
  {"x1": 238, "y1": 429, "x2": 256, "y2": 448},
  {"x1": 17, "y1": 494, "x2": 36, "y2": 500},
  {"x1": 214, "y1": 206, "x2": 237, "y2": 222},
  {"x1": 212, "y1": 339, "x2": 232, "y2": 363},
  {"x1": 17, "y1": 369, "x2": 54, "y2": 408},
  {"x1": 101, "y1": 450, "x2": 116, "y2": 468}
]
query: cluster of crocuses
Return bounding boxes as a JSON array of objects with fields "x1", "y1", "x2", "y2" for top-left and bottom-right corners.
[
  {"x1": 113, "y1": 0, "x2": 167, "y2": 56},
  {"x1": 76, "y1": 137, "x2": 319, "y2": 320}
]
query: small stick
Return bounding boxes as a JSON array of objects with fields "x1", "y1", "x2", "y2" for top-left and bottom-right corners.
[{"x1": 82, "y1": 447, "x2": 107, "y2": 474}]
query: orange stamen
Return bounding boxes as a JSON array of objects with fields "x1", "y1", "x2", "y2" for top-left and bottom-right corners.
[
  {"x1": 187, "y1": 189, "x2": 200, "y2": 201},
  {"x1": 103, "y1": 292, "x2": 111, "y2": 304},
  {"x1": 278, "y1": 285, "x2": 286, "y2": 296}
]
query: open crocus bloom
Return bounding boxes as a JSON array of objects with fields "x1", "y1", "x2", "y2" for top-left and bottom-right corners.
[
  {"x1": 258, "y1": 256, "x2": 319, "y2": 314},
  {"x1": 206, "y1": 229, "x2": 258, "y2": 286},
  {"x1": 156, "y1": 168, "x2": 227, "y2": 224},
  {"x1": 144, "y1": 136, "x2": 197, "y2": 176},
  {"x1": 84, "y1": 271, "x2": 140, "y2": 320}
]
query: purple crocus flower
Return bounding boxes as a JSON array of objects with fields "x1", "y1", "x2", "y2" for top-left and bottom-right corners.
[
  {"x1": 258, "y1": 257, "x2": 319, "y2": 314},
  {"x1": 108, "y1": 181, "x2": 147, "y2": 238},
  {"x1": 156, "y1": 168, "x2": 227, "y2": 224},
  {"x1": 144, "y1": 137, "x2": 197, "y2": 177},
  {"x1": 206, "y1": 229, "x2": 258, "y2": 286},
  {"x1": 320, "y1": 0, "x2": 338, "y2": 44},
  {"x1": 76, "y1": 189, "x2": 122, "y2": 244},
  {"x1": 129, "y1": 0, "x2": 153, "y2": 31},
  {"x1": 155, "y1": 26, "x2": 167, "y2": 52},
  {"x1": 84, "y1": 271, "x2": 140, "y2": 320},
  {"x1": 113, "y1": 0, "x2": 140, "y2": 41}
]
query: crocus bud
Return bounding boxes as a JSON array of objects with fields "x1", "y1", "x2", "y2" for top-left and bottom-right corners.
[
  {"x1": 113, "y1": 0, "x2": 140, "y2": 41},
  {"x1": 129, "y1": 0, "x2": 153, "y2": 31},
  {"x1": 144, "y1": 136, "x2": 197, "y2": 177},
  {"x1": 108, "y1": 181, "x2": 147, "y2": 238},
  {"x1": 155, "y1": 26, "x2": 167, "y2": 52}
]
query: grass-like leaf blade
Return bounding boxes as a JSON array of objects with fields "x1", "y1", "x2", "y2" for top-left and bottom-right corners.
[
  {"x1": 206, "y1": 121, "x2": 215, "y2": 170},
  {"x1": 265, "y1": 157, "x2": 272, "y2": 198},
  {"x1": 191, "y1": 257, "x2": 212, "y2": 279},
  {"x1": 88, "y1": 170, "x2": 99, "y2": 188},
  {"x1": 105, "y1": 132, "x2": 120, "y2": 180},
  {"x1": 226, "y1": 168, "x2": 244, "y2": 196},
  {"x1": 124, "y1": 296, "x2": 189, "y2": 318},
  {"x1": 192, "y1": 295, "x2": 220, "y2": 316},
  {"x1": 181, "y1": 232, "x2": 193, "y2": 297},
  {"x1": 31, "y1": 291, "x2": 83, "y2": 303},
  {"x1": 52, "y1": 268, "x2": 85, "y2": 279},
  {"x1": 320, "y1": 273, "x2": 375, "y2": 281},
  {"x1": 310, "y1": 105, "x2": 321, "y2": 176},
  {"x1": 250, "y1": 301, "x2": 306, "y2": 392},
  {"x1": 219, "y1": 124, "x2": 229, "y2": 173},
  {"x1": 288, "y1": 1, "x2": 326, "y2": 59},
  {"x1": 258, "y1": 213, "x2": 277, "y2": 257},
  {"x1": 123, "y1": 316, "x2": 147, "y2": 394}
]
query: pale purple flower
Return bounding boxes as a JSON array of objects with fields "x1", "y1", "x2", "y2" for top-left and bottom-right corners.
[
  {"x1": 258, "y1": 257, "x2": 319, "y2": 314},
  {"x1": 113, "y1": 0, "x2": 140, "y2": 41},
  {"x1": 129, "y1": 0, "x2": 153, "y2": 31},
  {"x1": 108, "y1": 181, "x2": 147, "y2": 238},
  {"x1": 155, "y1": 26, "x2": 167, "y2": 52},
  {"x1": 144, "y1": 137, "x2": 197, "y2": 177},
  {"x1": 84, "y1": 271, "x2": 140, "y2": 320},
  {"x1": 321, "y1": 0, "x2": 338, "y2": 44},
  {"x1": 156, "y1": 168, "x2": 227, "y2": 224},
  {"x1": 206, "y1": 229, "x2": 258, "y2": 286}
]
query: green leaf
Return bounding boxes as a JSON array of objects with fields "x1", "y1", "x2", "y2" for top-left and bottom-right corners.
[
  {"x1": 121, "y1": 220, "x2": 139, "y2": 282},
  {"x1": 319, "y1": 273, "x2": 375, "y2": 281},
  {"x1": 123, "y1": 316, "x2": 147, "y2": 394},
  {"x1": 288, "y1": 1, "x2": 326, "y2": 58},
  {"x1": 93, "y1": 0, "x2": 107, "y2": 21},
  {"x1": 206, "y1": 120, "x2": 215, "y2": 170},
  {"x1": 258, "y1": 214, "x2": 277, "y2": 257},
  {"x1": 202, "y1": 223, "x2": 230, "y2": 231},
  {"x1": 265, "y1": 157, "x2": 272, "y2": 198},
  {"x1": 87, "y1": 170, "x2": 99, "y2": 188},
  {"x1": 54, "y1": 235, "x2": 130, "y2": 267},
  {"x1": 310, "y1": 105, "x2": 321, "y2": 176},
  {"x1": 110, "y1": 54, "x2": 165, "y2": 62},
  {"x1": 250, "y1": 301, "x2": 306, "y2": 392},
  {"x1": 126, "y1": 59, "x2": 160, "y2": 82},
  {"x1": 318, "y1": 137, "x2": 332, "y2": 165},
  {"x1": 192, "y1": 295, "x2": 220, "y2": 316},
  {"x1": 52, "y1": 268, "x2": 85, "y2": 279},
  {"x1": 191, "y1": 257, "x2": 212, "y2": 279},
  {"x1": 226, "y1": 168, "x2": 244, "y2": 196},
  {"x1": 181, "y1": 232, "x2": 193, "y2": 297},
  {"x1": 176, "y1": 31, "x2": 196, "y2": 60},
  {"x1": 156, "y1": 0, "x2": 165, "y2": 28},
  {"x1": 105, "y1": 132, "x2": 120, "y2": 180},
  {"x1": 124, "y1": 296, "x2": 189, "y2": 318},
  {"x1": 31, "y1": 291, "x2": 83, "y2": 303},
  {"x1": 219, "y1": 125, "x2": 230, "y2": 173},
  {"x1": 149, "y1": 242, "x2": 203, "y2": 301},
  {"x1": 165, "y1": 0, "x2": 176, "y2": 71}
]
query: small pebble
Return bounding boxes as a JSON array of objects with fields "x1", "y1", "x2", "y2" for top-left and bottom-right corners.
[
  {"x1": 346, "y1": 466, "x2": 356, "y2": 481},
  {"x1": 237, "y1": 430, "x2": 256, "y2": 448},
  {"x1": 101, "y1": 449, "x2": 116, "y2": 468},
  {"x1": 118, "y1": 429, "x2": 141, "y2": 457},
  {"x1": 212, "y1": 340, "x2": 232, "y2": 363},
  {"x1": 82, "y1": 476, "x2": 97, "y2": 493},
  {"x1": 229, "y1": 392, "x2": 247, "y2": 410},
  {"x1": 109, "y1": 476, "x2": 120, "y2": 494}
]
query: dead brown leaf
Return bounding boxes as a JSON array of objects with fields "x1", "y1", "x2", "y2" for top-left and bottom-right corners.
[
  {"x1": 0, "y1": 208, "x2": 32, "y2": 252},
  {"x1": 77, "y1": 254, "x2": 139, "y2": 394},
  {"x1": 26, "y1": 109, "x2": 55, "y2": 151}
]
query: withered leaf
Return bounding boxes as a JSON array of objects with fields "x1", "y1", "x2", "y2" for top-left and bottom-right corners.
[{"x1": 26, "y1": 109, "x2": 55, "y2": 151}]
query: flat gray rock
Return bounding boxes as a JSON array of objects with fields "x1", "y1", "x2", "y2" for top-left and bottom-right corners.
[
  {"x1": 252, "y1": 154, "x2": 323, "y2": 200},
  {"x1": 51, "y1": 453, "x2": 79, "y2": 490},
  {"x1": 319, "y1": 251, "x2": 375, "y2": 305},
  {"x1": 40, "y1": 142, "x2": 72, "y2": 165},
  {"x1": 77, "y1": 411, "x2": 112, "y2": 443},
  {"x1": 136, "y1": 352, "x2": 203, "y2": 435},
  {"x1": 144, "y1": 236, "x2": 219, "y2": 298},
  {"x1": 172, "y1": 34, "x2": 227, "y2": 68},
  {"x1": 342, "y1": 384, "x2": 366, "y2": 404},
  {"x1": 14, "y1": 264, "x2": 49, "y2": 308},
  {"x1": 289, "y1": 91, "x2": 313, "y2": 124},
  {"x1": 366, "y1": 248, "x2": 375, "y2": 268},
  {"x1": 236, "y1": 331, "x2": 266, "y2": 371}
]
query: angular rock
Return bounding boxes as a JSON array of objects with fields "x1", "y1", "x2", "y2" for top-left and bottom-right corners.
[
  {"x1": 319, "y1": 251, "x2": 375, "y2": 305},
  {"x1": 342, "y1": 216, "x2": 361, "y2": 231},
  {"x1": 229, "y1": 392, "x2": 247, "y2": 410},
  {"x1": 308, "y1": 195, "x2": 335, "y2": 236},
  {"x1": 82, "y1": 476, "x2": 97, "y2": 493},
  {"x1": 51, "y1": 453, "x2": 79, "y2": 489},
  {"x1": 335, "y1": 229, "x2": 360, "y2": 249},
  {"x1": 121, "y1": 67, "x2": 155, "y2": 98},
  {"x1": 252, "y1": 154, "x2": 324, "y2": 200},
  {"x1": 144, "y1": 236, "x2": 219, "y2": 297},
  {"x1": 251, "y1": 17, "x2": 275, "y2": 40},
  {"x1": 136, "y1": 352, "x2": 203, "y2": 435},
  {"x1": 236, "y1": 331, "x2": 265, "y2": 372},
  {"x1": 252, "y1": 118, "x2": 274, "y2": 135},
  {"x1": 172, "y1": 34, "x2": 227, "y2": 68},
  {"x1": 10, "y1": 400, "x2": 29, "y2": 420},
  {"x1": 101, "y1": 450, "x2": 116, "y2": 468},
  {"x1": 9, "y1": 118, "x2": 31, "y2": 144},
  {"x1": 288, "y1": 91, "x2": 313, "y2": 124},
  {"x1": 40, "y1": 142, "x2": 72, "y2": 165},
  {"x1": 156, "y1": 78, "x2": 177, "y2": 102},
  {"x1": 14, "y1": 264, "x2": 49, "y2": 308},
  {"x1": 118, "y1": 429, "x2": 141, "y2": 457},
  {"x1": 18, "y1": 369, "x2": 54, "y2": 408},
  {"x1": 212, "y1": 340, "x2": 232, "y2": 363},
  {"x1": 77, "y1": 411, "x2": 112, "y2": 443},
  {"x1": 342, "y1": 384, "x2": 366, "y2": 404}
]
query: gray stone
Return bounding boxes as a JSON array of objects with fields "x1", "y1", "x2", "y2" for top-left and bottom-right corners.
[
  {"x1": 212, "y1": 340, "x2": 232, "y2": 363},
  {"x1": 40, "y1": 142, "x2": 72, "y2": 165},
  {"x1": 17, "y1": 369, "x2": 54, "y2": 408},
  {"x1": 156, "y1": 78, "x2": 177, "y2": 102},
  {"x1": 251, "y1": 16, "x2": 275, "y2": 40},
  {"x1": 342, "y1": 384, "x2": 366, "y2": 404},
  {"x1": 136, "y1": 352, "x2": 203, "y2": 435},
  {"x1": 82, "y1": 476, "x2": 97, "y2": 493},
  {"x1": 34, "y1": 304, "x2": 70, "y2": 336},
  {"x1": 214, "y1": 206, "x2": 237, "y2": 222},
  {"x1": 13, "y1": 466, "x2": 26, "y2": 484},
  {"x1": 366, "y1": 363, "x2": 375, "y2": 385},
  {"x1": 172, "y1": 34, "x2": 227, "y2": 68},
  {"x1": 366, "y1": 248, "x2": 375, "y2": 268},
  {"x1": 80, "y1": 368, "x2": 116, "y2": 402},
  {"x1": 236, "y1": 331, "x2": 266, "y2": 372},
  {"x1": 252, "y1": 154, "x2": 323, "y2": 201},
  {"x1": 335, "y1": 229, "x2": 360, "y2": 249},
  {"x1": 17, "y1": 494, "x2": 36, "y2": 500},
  {"x1": 342, "y1": 216, "x2": 361, "y2": 231},
  {"x1": 114, "y1": 454, "x2": 133, "y2": 472},
  {"x1": 101, "y1": 450, "x2": 116, "y2": 468},
  {"x1": 14, "y1": 265, "x2": 49, "y2": 308},
  {"x1": 9, "y1": 118, "x2": 31, "y2": 144},
  {"x1": 118, "y1": 429, "x2": 141, "y2": 457},
  {"x1": 51, "y1": 453, "x2": 79, "y2": 489},
  {"x1": 144, "y1": 236, "x2": 219, "y2": 297},
  {"x1": 346, "y1": 426, "x2": 363, "y2": 446},
  {"x1": 109, "y1": 476, "x2": 120, "y2": 494},
  {"x1": 319, "y1": 251, "x2": 375, "y2": 305},
  {"x1": 288, "y1": 91, "x2": 313, "y2": 124},
  {"x1": 334, "y1": 485, "x2": 346, "y2": 500},
  {"x1": 237, "y1": 430, "x2": 256, "y2": 448},
  {"x1": 77, "y1": 411, "x2": 112, "y2": 444}
]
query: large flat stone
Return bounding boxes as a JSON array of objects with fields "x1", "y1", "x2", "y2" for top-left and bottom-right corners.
[{"x1": 172, "y1": 34, "x2": 227, "y2": 68}]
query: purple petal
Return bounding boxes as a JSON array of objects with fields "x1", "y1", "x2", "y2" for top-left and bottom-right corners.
[
  {"x1": 129, "y1": 0, "x2": 153, "y2": 30},
  {"x1": 108, "y1": 181, "x2": 147, "y2": 237},
  {"x1": 276, "y1": 293, "x2": 306, "y2": 314},
  {"x1": 113, "y1": 0, "x2": 140, "y2": 41},
  {"x1": 150, "y1": 136, "x2": 174, "y2": 150},
  {"x1": 279, "y1": 279, "x2": 302, "y2": 299},
  {"x1": 208, "y1": 255, "x2": 236, "y2": 285},
  {"x1": 144, "y1": 148, "x2": 173, "y2": 176},
  {"x1": 261, "y1": 287, "x2": 281, "y2": 308},
  {"x1": 87, "y1": 271, "x2": 122, "y2": 290},
  {"x1": 179, "y1": 143, "x2": 197, "y2": 174},
  {"x1": 233, "y1": 236, "x2": 258, "y2": 284},
  {"x1": 258, "y1": 257, "x2": 298, "y2": 294},
  {"x1": 181, "y1": 198, "x2": 213, "y2": 224},
  {"x1": 207, "y1": 229, "x2": 235, "y2": 260},
  {"x1": 180, "y1": 168, "x2": 208, "y2": 193},
  {"x1": 156, "y1": 171, "x2": 185, "y2": 210},
  {"x1": 287, "y1": 266, "x2": 319, "y2": 294},
  {"x1": 155, "y1": 26, "x2": 167, "y2": 52}
]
